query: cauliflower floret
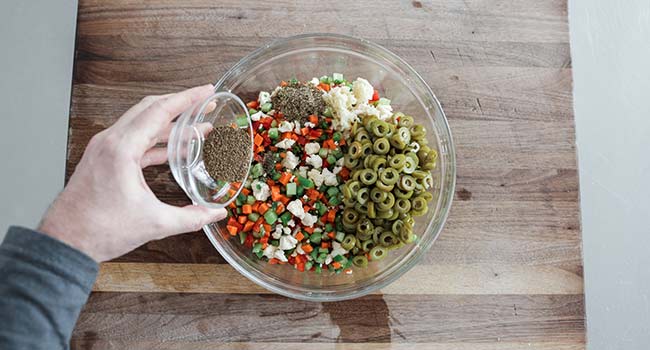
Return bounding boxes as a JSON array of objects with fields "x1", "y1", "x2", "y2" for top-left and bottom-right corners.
[
  {"x1": 272, "y1": 225, "x2": 284, "y2": 239},
  {"x1": 258, "y1": 91, "x2": 271, "y2": 105},
  {"x1": 354, "y1": 103, "x2": 381, "y2": 118},
  {"x1": 321, "y1": 168, "x2": 338, "y2": 186},
  {"x1": 279, "y1": 235, "x2": 298, "y2": 250},
  {"x1": 287, "y1": 219, "x2": 295, "y2": 227},
  {"x1": 251, "y1": 180, "x2": 270, "y2": 201},
  {"x1": 287, "y1": 199, "x2": 305, "y2": 219},
  {"x1": 306, "y1": 154, "x2": 323, "y2": 169},
  {"x1": 308, "y1": 169, "x2": 324, "y2": 187},
  {"x1": 278, "y1": 121, "x2": 294, "y2": 133},
  {"x1": 336, "y1": 157, "x2": 344, "y2": 167},
  {"x1": 323, "y1": 86, "x2": 359, "y2": 130},
  {"x1": 301, "y1": 213, "x2": 318, "y2": 227},
  {"x1": 250, "y1": 110, "x2": 264, "y2": 121},
  {"x1": 294, "y1": 121, "x2": 301, "y2": 134},
  {"x1": 352, "y1": 77, "x2": 374, "y2": 102},
  {"x1": 331, "y1": 241, "x2": 348, "y2": 257},
  {"x1": 304, "y1": 142, "x2": 321, "y2": 155},
  {"x1": 309, "y1": 77, "x2": 320, "y2": 86},
  {"x1": 273, "y1": 249, "x2": 288, "y2": 262},
  {"x1": 275, "y1": 138, "x2": 295, "y2": 149},
  {"x1": 304, "y1": 121, "x2": 316, "y2": 128},
  {"x1": 296, "y1": 244, "x2": 305, "y2": 255},
  {"x1": 297, "y1": 166, "x2": 309, "y2": 178},
  {"x1": 324, "y1": 254, "x2": 333, "y2": 265},
  {"x1": 282, "y1": 151, "x2": 300, "y2": 170},
  {"x1": 262, "y1": 245, "x2": 277, "y2": 260},
  {"x1": 376, "y1": 103, "x2": 393, "y2": 120}
]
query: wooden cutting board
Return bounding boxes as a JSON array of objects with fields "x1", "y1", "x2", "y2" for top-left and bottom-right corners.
[{"x1": 68, "y1": 0, "x2": 584, "y2": 349}]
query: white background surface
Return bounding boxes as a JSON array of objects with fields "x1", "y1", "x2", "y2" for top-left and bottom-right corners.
[
  {"x1": 570, "y1": 0, "x2": 650, "y2": 348},
  {"x1": 0, "y1": 0, "x2": 77, "y2": 240},
  {"x1": 0, "y1": 0, "x2": 649, "y2": 348}
]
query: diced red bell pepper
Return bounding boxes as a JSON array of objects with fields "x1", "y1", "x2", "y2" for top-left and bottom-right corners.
[
  {"x1": 371, "y1": 89, "x2": 379, "y2": 101},
  {"x1": 244, "y1": 234, "x2": 254, "y2": 247}
]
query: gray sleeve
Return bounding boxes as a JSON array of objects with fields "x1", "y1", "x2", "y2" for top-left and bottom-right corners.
[{"x1": 0, "y1": 226, "x2": 99, "y2": 350}]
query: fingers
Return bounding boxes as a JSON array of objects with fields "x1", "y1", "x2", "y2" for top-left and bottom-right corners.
[
  {"x1": 129, "y1": 84, "x2": 215, "y2": 150},
  {"x1": 158, "y1": 204, "x2": 228, "y2": 238},
  {"x1": 141, "y1": 147, "x2": 168, "y2": 168},
  {"x1": 155, "y1": 121, "x2": 214, "y2": 145},
  {"x1": 112, "y1": 93, "x2": 174, "y2": 128}
]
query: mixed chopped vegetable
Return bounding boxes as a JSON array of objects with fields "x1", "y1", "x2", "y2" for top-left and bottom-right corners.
[{"x1": 224, "y1": 74, "x2": 437, "y2": 274}]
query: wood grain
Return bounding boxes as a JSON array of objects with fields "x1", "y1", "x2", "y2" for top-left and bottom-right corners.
[
  {"x1": 69, "y1": 0, "x2": 583, "y2": 348},
  {"x1": 73, "y1": 293, "x2": 584, "y2": 344},
  {"x1": 94, "y1": 263, "x2": 583, "y2": 295},
  {"x1": 70, "y1": 341, "x2": 585, "y2": 350}
]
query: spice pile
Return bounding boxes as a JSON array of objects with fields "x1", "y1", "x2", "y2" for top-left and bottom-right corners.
[
  {"x1": 223, "y1": 74, "x2": 437, "y2": 274},
  {"x1": 203, "y1": 126, "x2": 251, "y2": 183}
]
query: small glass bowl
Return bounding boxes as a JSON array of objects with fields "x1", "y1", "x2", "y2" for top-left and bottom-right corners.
[{"x1": 168, "y1": 92, "x2": 253, "y2": 209}]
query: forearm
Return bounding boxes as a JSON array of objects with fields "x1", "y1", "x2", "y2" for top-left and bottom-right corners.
[{"x1": 0, "y1": 226, "x2": 98, "y2": 350}]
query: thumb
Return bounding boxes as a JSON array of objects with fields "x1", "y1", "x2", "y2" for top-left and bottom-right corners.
[{"x1": 158, "y1": 204, "x2": 228, "y2": 237}]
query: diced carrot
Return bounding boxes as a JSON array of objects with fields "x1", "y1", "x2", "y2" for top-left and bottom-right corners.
[
  {"x1": 331, "y1": 261, "x2": 342, "y2": 269},
  {"x1": 318, "y1": 83, "x2": 331, "y2": 92},
  {"x1": 297, "y1": 263, "x2": 305, "y2": 272},
  {"x1": 243, "y1": 221, "x2": 255, "y2": 232},
  {"x1": 247, "y1": 100, "x2": 259, "y2": 109},
  {"x1": 266, "y1": 179, "x2": 276, "y2": 187},
  {"x1": 259, "y1": 203, "x2": 269, "y2": 214},
  {"x1": 303, "y1": 226, "x2": 315, "y2": 234},
  {"x1": 271, "y1": 185, "x2": 281, "y2": 197},
  {"x1": 254, "y1": 217, "x2": 264, "y2": 231},
  {"x1": 295, "y1": 232, "x2": 305, "y2": 241},
  {"x1": 242, "y1": 204, "x2": 252, "y2": 214},
  {"x1": 226, "y1": 225, "x2": 239, "y2": 236},
  {"x1": 306, "y1": 189, "x2": 320, "y2": 201},
  {"x1": 301, "y1": 127, "x2": 310, "y2": 135},
  {"x1": 278, "y1": 172, "x2": 292, "y2": 186},
  {"x1": 269, "y1": 258, "x2": 279, "y2": 264},
  {"x1": 241, "y1": 188, "x2": 250, "y2": 196},
  {"x1": 275, "y1": 203, "x2": 285, "y2": 215},
  {"x1": 309, "y1": 115, "x2": 319, "y2": 124},
  {"x1": 278, "y1": 195, "x2": 290, "y2": 205},
  {"x1": 301, "y1": 244, "x2": 314, "y2": 253},
  {"x1": 237, "y1": 215, "x2": 247, "y2": 225},
  {"x1": 229, "y1": 201, "x2": 237, "y2": 209},
  {"x1": 227, "y1": 217, "x2": 238, "y2": 227},
  {"x1": 275, "y1": 163, "x2": 283, "y2": 170},
  {"x1": 338, "y1": 167, "x2": 350, "y2": 179},
  {"x1": 321, "y1": 242, "x2": 330, "y2": 249},
  {"x1": 339, "y1": 138, "x2": 346, "y2": 146},
  {"x1": 327, "y1": 232, "x2": 335, "y2": 239},
  {"x1": 327, "y1": 209, "x2": 337, "y2": 223},
  {"x1": 256, "y1": 146, "x2": 264, "y2": 153},
  {"x1": 254, "y1": 133, "x2": 264, "y2": 146},
  {"x1": 280, "y1": 81, "x2": 288, "y2": 87},
  {"x1": 252, "y1": 202, "x2": 260, "y2": 213},
  {"x1": 279, "y1": 152, "x2": 286, "y2": 159},
  {"x1": 263, "y1": 223, "x2": 271, "y2": 234}
]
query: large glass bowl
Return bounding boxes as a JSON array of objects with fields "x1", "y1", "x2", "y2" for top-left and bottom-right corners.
[{"x1": 195, "y1": 34, "x2": 454, "y2": 301}]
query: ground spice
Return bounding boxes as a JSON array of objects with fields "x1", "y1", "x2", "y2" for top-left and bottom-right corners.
[
  {"x1": 202, "y1": 126, "x2": 252, "y2": 182},
  {"x1": 271, "y1": 82, "x2": 326, "y2": 122}
]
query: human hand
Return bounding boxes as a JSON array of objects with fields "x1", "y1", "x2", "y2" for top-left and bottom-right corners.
[{"x1": 38, "y1": 85, "x2": 227, "y2": 262}]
